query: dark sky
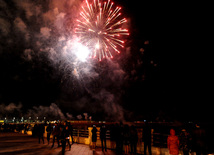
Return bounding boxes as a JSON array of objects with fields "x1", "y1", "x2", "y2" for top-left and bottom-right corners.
[{"x1": 0, "y1": 0, "x2": 211, "y2": 122}]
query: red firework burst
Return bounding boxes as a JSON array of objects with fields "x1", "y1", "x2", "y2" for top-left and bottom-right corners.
[{"x1": 75, "y1": 0, "x2": 129, "y2": 61}]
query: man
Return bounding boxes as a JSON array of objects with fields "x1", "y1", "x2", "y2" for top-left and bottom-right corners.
[
  {"x1": 38, "y1": 123, "x2": 45, "y2": 144},
  {"x1": 60, "y1": 124, "x2": 71, "y2": 155},
  {"x1": 143, "y1": 121, "x2": 152, "y2": 155},
  {"x1": 51, "y1": 123, "x2": 60, "y2": 148},
  {"x1": 100, "y1": 125, "x2": 107, "y2": 152},
  {"x1": 130, "y1": 125, "x2": 138, "y2": 154}
]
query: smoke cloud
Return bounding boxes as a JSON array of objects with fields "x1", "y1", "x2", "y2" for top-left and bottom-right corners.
[
  {"x1": 0, "y1": 103, "x2": 22, "y2": 118},
  {"x1": 0, "y1": 103, "x2": 22, "y2": 113},
  {"x1": 26, "y1": 103, "x2": 67, "y2": 120},
  {"x1": 0, "y1": 0, "x2": 133, "y2": 121},
  {"x1": 0, "y1": 103, "x2": 73, "y2": 120}
]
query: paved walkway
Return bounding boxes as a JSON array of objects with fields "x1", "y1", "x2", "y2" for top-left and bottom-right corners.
[
  {"x1": 1, "y1": 132, "x2": 214, "y2": 155},
  {"x1": 0, "y1": 132, "x2": 180, "y2": 155},
  {"x1": 0, "y1": 132, "x2": 120, "y2": 155}
]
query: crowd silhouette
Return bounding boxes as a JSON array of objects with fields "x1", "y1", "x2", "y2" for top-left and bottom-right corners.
[{"x1": 1, "y1": 121, "x2": 214, "y2": 155}]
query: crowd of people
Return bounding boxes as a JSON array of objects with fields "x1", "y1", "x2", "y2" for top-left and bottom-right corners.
[
  {"x1": 0, "y1": 122, "x2": 73, "y2": 155},
  {"x1": 166, "y1": 124, "x2": 214, "y2": 155},
  {"x1": 1, "y1": 122, "x2": 214, "y2": 155},
  {"x1": 32, "y1": 122, "x2": 73, "y2": 155},
  {"x1": 88, "y1": 122, "x2": 151, "y2": 154}
]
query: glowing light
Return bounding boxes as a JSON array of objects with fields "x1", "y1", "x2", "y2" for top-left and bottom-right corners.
[
  {"x1": 95, "y1": 43, "x2": 100, "y2": 49},
  {"x1": 75, "y1": 0, "x2": 129, "y2": 61},
  {"x1": 73, "y1": 41, "x2": 90, "y2": 62}
]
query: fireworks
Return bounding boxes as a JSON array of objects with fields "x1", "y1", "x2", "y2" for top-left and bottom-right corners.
[
  {"x1": 72, "y1": 40, "x2": 90, "y2": 62},
  {"x1": 75, "y1": 0, "x2": 129, "y2": 61}
]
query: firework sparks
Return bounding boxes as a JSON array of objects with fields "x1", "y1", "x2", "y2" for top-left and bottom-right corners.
[
  {"x1": 75, "y1": 0, "x2": 129, "y2": 61},
  {"x1": 73, "y1": 40, "x2": 90, "y2": 62}
]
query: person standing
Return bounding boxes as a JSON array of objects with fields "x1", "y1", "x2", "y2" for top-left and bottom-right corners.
[
  {"x1": 38, "y1": 123, "x2": 45, "y2": 144},
  {"x1": 100, "y1": 125, "x2": 107, "y2": 152},
  {"x1": 68, "y1": 123, "x2": 74, "y2": 144},
  {"x1": 60, "y1": 124, "x2": 71, "y2": 155},
  {"x1": 91, "y1": 125, "x2": 98, "y2": 151},
  {"x1": 46, "y1": 123, "x2": 52, "y2": 145},
  {"x1": 130, "y1": 125, "x2": 138, "y2": 154},
  {"x1": 191, "y1": 124, "x2": 206, "y2": 155},
  {"x1": 143, "y1": 121, "x2": 152, "y2": 155},
  {"x1": 167, "y1": 129, "x2": 179, "y2": 155},
  {"x1": 51, "y1": 123, "x2": 60, "y2": 148},
  {"x1": 115, "y1": 122, "x2": 124, "y2": 153},
  {"x1": 179, "y1": 129, "x2": 191, "y2": 155},
  {"x1": 110, "y1": 124, "x2": 116, "y2": 149},
  {"x1": 123, "y1": 125, "x2": 131, "y2": 154},
  {"x1": 24, "y1": 123, "x2": 29, "y2": 134},
  {"x1": 60, "y1": 124, "x2": 66, "y2": 155},
  {"x1": 32, "y1": 123, "x2": 38, "y2": 137},
  {"x1": 65, "y1": 125, "x2": 71, "y2": 150}
]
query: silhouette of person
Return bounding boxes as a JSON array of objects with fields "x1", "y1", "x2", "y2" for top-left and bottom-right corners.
[
  {"x1": 60, "y1": 124, "x2": 66, "y2": 155},
  {"x1": 191, "y1": 124, "x2": 206, "y2": 155},
  {"x1": 51, "y1": 123, "x2": 60, "y2": 148},
  {"x1": 46, "y1": 123, "x2": 52, "y2": 145},
  {"x1": 91, "y1": 125, "x2": 97, "y2": 151},
  {"x1": 100, "y1": 124, "x2": 107, "y2": 152},
  {"x1": 167, "y1": 129, "x2": 179, "y2": 155},
  {"x1": 179, "y1": 129, "x2": 191, "y2": 155},
  {"x1": 143, "y1": 121, "x2": 152, "y2": 155},
  {"x1": 65, "y1": 125, "x2": 71, "y2": 150},
  {"x1": 60, "y1": 124, "x2": 71, "y2": 155},
  {"x1": 115, "y1": 122, "x2": 124, "y2": 153},
  {"x1": 110, "y1": 124, "x2": 116, "y2": 149},
  {"x1": 38, "y1": 123, "x2": 45, "y2": 144},
  {"x1": 68, "y1": 123, "x2": 74, "y2": 144},
  {"x1": 32, "y1": 123, "x2": 38, "y2": 137},
  {"x1": 130, "y1": 125, "x2": 138, "y2": 154},
  {"x1": 123, "y1": 124, "x2": 130, "y2": 154},
  {"x1": 24, "y1": 123, "x2": 29, "y2": 134}
]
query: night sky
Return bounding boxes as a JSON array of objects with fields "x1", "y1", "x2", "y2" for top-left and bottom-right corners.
[{"x1": 0, "y1": 0, "x2": 210, "y2": 122}]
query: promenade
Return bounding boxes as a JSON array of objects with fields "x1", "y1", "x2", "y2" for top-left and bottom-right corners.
[
  {"x1": 0, "y1": 132, "x2": 121, "y2": 155},
  {"x1": 0, "y1": 132, "x2": 171, "y2": 155}
]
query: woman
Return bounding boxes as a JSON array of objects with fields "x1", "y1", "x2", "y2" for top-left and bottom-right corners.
[
  {"x1": 91, "y1": 125, "x2": 97, "y2": 151},
  {"x1": 167, "y1": 129, "x2": 179, "y2": 155}
]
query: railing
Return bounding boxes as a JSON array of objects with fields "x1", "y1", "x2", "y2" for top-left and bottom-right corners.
[
  {"x1": 1, "y1": 124, "x2": 169, "y2": 148},
  {"x1": 72, "y1": 127, "x2": 167, "y2": 148},
  {"x1": 153, "y1": 133, "x2": 168, "y2": 148},
  {"x1": 1, "y1": 123, "x2": 191, "y2": 155}
]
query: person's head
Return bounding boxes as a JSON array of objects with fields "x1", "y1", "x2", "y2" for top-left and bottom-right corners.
[
  {"x1": 93, "y1": 125, "x2": 96, "y2": 128},
  {"x1": 170, "y1": 129, "x2": 176, "y2": 136}
]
